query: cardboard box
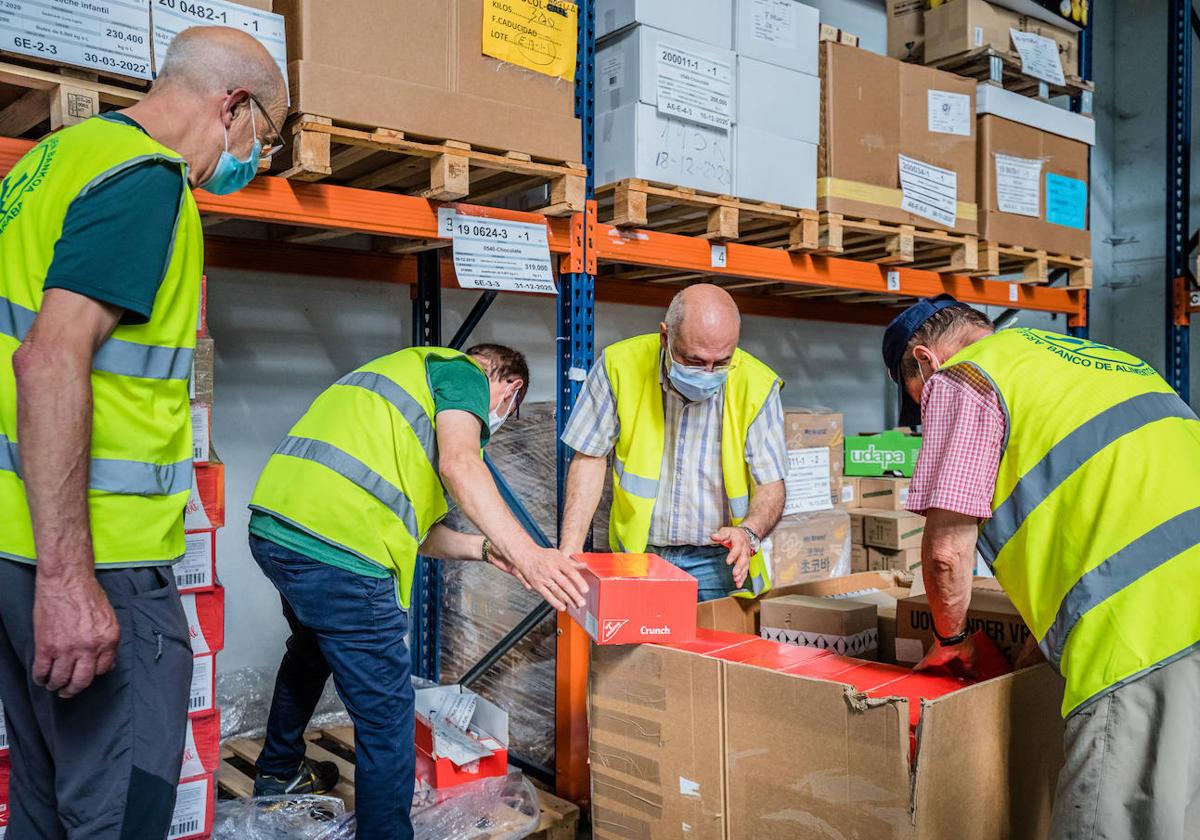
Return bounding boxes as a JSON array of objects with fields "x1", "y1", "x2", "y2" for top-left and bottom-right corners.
[
  {"x1": 182, "y1": 587, "x2": 225, "y2": 656},
  {"x1": 924, "y1": 0, "x2": 1078, "y2": 75},
  {"x1": 735, "y1": 129, "x2": 816, "y2": 209},
  {"x1": 414, "y1": 684, "x2": 509, "y2": 789},
  {"x1": 767, "y1": 509, "x2": 851, "y2": 588},
  {"x1": 819, "y1": 42, "x2": 978, "y2": 235},
  {"x1": 895, "y1": 588, "x2": 1033, "y2": 665},
  {"x1": 864, "y1": 511, "x2": 926, "y2": 550},
  {"x1": 596, "y1": 0, "x2": 734, "y2": 48},
  {"x1": 733, "y1": 0, "x2": 820, "y2": 75},
  {"x1": 177, "y1": 530, "x2": 217, "y2": 594},
  {"x1": 596, "y1": 102, "x2": 734, "y2": 193},
  {"x1": 849, "y1": 508, "x2": 868, "y2": 544},
  {"x1": 169, "y1": 773, "x2": 214, "y2": 840},
  {"x1": 977, "y1": 108, "x2": 1091, "y2": 258},
  {"x1": 736, "y1": 57, "x2": 819, "y2": 143},
  {"x1": 190, "y1": 338, "x2": 214, "y2": 404},
  {"x1": 568, "y1": 553, "x2": 698, "y2": 645},
  {"x1": 869, "y1": 546, "x2": 922, "y2": 573},
  {"x1": 709, "y1": 636, "x2": 832, "y2": 669},
  {"x1": 990, "y1": 0, "x2": 1087, "y2": 29},
  {"x1": 841, "y1": 475, "x2": 860, "y2": 507},
  {"x1": 845, "y1": 429, "x2": 923, "y2": 477},
  {"x1": 277, "y1": 0, "x2": 580, "y2": 162},
  {"x1": 0, "y1": 699, "x2": 6, "y2": 753},
  {"x1": 185, "y1": 458, "x2": 226, "y2": 531},
  {"x1": 851, "y1": 543, "x2": 869, "y2": 572},
  {"x1": 887, "y1": 0, "x2": 928, "y2": 61},
  {"x1": 188, "y1": 653, "x2": 216, "y2": 716},
  {"x1": 760, "y1": 594, "x2": 879, "y2": 658},
  {"x1": 783, "y1": 408, "x2": 844, "y2": 513},
  {"x1": 858, "y1": 476, "x2": 912, "y2": 510},
  {"x1": 180, "y1": 710, "x2": 221, "y2": 778},
  {"x1": 0, "y1": 750, "x2": 8, "y2": 836}
]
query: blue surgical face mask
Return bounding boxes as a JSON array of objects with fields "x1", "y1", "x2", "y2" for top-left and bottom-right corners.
[
  {"x1": 201, "y1": 101, "x2": 262, "y2": 196},
  {"x1": 666, "y1": 338, "x2": 728, "y2": 402}
]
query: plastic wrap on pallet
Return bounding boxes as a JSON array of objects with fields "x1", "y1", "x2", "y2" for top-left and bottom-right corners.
[
  {"x1": 217, "y1": 666, "x2": 348, "y2": 741},
  {"x1": 439, "y1": 403, "x2": 613, "y2": 768},
  {"x1": 213, "y1": 795, "x2": 347, "y2": 840}
]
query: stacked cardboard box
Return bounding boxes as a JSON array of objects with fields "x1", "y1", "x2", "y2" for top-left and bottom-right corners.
[
  {"x1": 782, "y1": 407, "x2": 844, "y2": 513},
  {"x1": 896, "y1": 585, "x2": 1033, "y2": 666},
  {"x1": 0, "y1": 700, "x2": 7, "y2": 838},
  {"x1": 765, "y1": 508, "x2": 851, "y2": 587},
  {"x1": 863, "y1": 509, "x2": 925, "y2": 573}
]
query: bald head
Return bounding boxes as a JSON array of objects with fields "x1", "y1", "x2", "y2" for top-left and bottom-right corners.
[
  {"x1": 157, "y1": 27, "x2": 286, "y2": 118},
  {"x1": 660, "y1": 283, "x2": 741, "y2": 370}
]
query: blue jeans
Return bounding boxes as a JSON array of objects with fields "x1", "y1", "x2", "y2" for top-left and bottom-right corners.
[
  {"x1": 250, "y1": 536, "x2": 415, "y2": 840},
  {"x1": 648, "y1": 544, "x2": 739, "y2": 602}
]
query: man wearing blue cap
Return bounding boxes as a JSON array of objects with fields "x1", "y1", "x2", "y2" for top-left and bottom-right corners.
[{"x1": 882, "y1": 295, "x2": 1200, "y2": 839}]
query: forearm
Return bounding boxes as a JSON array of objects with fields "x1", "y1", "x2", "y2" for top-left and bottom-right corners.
[
  {"x1": 559, "y1": 453, "x2": 607, "y2": 554},
  {"x1": 418, "y1": 524, "x2": 484, "y2": 563},
  {"x1": 440, "y1": 453, "x2": 536, "y2": 560},
  {"x1": 742, "y1": 480, "x2": 784, "y2": 539},
  {"x1": 13, "y1": 343, "x2": 95, "y2": 579},
  {"x1": 921, "y1": 508, "x2": 979, "y2": 638}
]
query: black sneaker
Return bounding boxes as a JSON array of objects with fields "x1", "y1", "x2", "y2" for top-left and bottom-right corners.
[{"x1": 253, "y1": 758, "x2": 340, "y2": 797}]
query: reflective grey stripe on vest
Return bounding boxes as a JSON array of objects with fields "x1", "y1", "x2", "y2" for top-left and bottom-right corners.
[
  {"x1": 1040, "y1": 506, "x2": 1200, "y2": 668},
  {"x1": 614, "y1": 456, "x2": 659, "y2": 499},
  {"x1": 749, "y1": 573, "x2": 767, "y2": 596},
  {"x1": 729, "y1": 494, "x2": 749, "y2": 519},
  {"x1": 981, "y1": 392, "x2": 1198, "y2": 563},
  {"x1": 336, "y1": 370, "x2": 436, "y2": 463},
  {"x1": 0, "y1": 433, "x2": 190, "y2": 496},
  {"x1": 0, "y1": 295, "x2": 192, "y2": 381},
  {"x1": 274, "y1": 435, "x2": 419, "y2": 539}
]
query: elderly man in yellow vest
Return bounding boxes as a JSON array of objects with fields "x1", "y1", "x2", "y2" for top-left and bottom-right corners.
[
  {"x1": 0, "y1": 27, "x2": 285, "y2": 839},
  {"x1": 560, "y1": 283, "x2": 788, "y2": 600},
  {"x1": 883, "y1": 295, "x2": 1200, "y2": 840}
]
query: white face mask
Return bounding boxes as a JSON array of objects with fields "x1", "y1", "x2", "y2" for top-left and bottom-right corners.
[
  {"x1": 917, "y1": 350, "x2": 941, "y2": 389},
  {"x1": 488, "y1": 386, "x2": 517, "y2": 434}
]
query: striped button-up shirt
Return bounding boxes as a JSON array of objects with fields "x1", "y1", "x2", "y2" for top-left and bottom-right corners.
[{"x1": 561, "y1": 350, "x2": 788, "y2": 546}]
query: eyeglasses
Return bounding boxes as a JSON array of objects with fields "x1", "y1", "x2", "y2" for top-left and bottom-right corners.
[
  {"x1": 229, "y1": 88, "x2": 284, "y2": 159},
  {"x1": 666, "y1": 336, "x2": 733, "y2": 372}
]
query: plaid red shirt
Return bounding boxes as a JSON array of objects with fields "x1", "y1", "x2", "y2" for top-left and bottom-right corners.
[{"x1": 905, "y1": 366, "x2": 1006, "y2": 520}]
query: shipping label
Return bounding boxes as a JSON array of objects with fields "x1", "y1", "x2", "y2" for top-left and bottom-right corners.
[
  {"x1": 188, "y1": 654, "x2": 214, "y2": 714},
  {"x1": 927, "y1": 90, "x2": 971, "y2": 137},
  {"x1": 482, "y1": 0, "x2": 578, "y2": 82},
  {"x1": 167, "y1": 775, "x2": 209, "y2": 840},
  {"x1": 0, "y1": 0, "x2": 153, "y2": 79},
  {"x1": 995, "y1": 153, "x2": 1042, "y2": 217},
  {"x1": 656, "y1": 42, "x2": 733, "y2": 131},
  {"x1": 783, "y1": 447, "x2": 832, "y2": 516},
  {"x1": 898, "y1": 154, "x2": 957, "y2": 228},
  {"x1": 750, "y1": 0, "x2": 797, "y2": 47},
  {"x1": 439, "y1": 208, "x2": 557, "y2": 295},
  {"x1": 190, "y1": 402, "x2": 209, "y2": 463},
  {"x1": 1045, "y1": 173, "x2": 1087, "y2": 229},
  {"x1": 152, "y1": 0, "x2": 288, "y2": 95},
  {"x1": 1009, "y1": 28, "x2": 1066, "y2": 86},
  {"x1": 176, "y1": 530, "x2": 214, "y2": 592}
]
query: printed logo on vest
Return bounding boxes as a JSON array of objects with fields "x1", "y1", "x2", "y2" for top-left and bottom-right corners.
[
  {"x1": 0, "y1": 138, "x2": 58, "y2": 237},
  {"x1": 1020, "y1": 330, "x2": 1155, "y2": 376}
]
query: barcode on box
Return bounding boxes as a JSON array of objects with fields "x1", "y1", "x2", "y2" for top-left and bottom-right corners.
[
  {"x1": 176, "y1": 532, "x2": 214, "y2": 592},
  {"x1": 167, "y1": 777, "x2": 209, "y2": 840},
  {"x1": 189, "y1": 656, "x2": 213, "y2": 713}
]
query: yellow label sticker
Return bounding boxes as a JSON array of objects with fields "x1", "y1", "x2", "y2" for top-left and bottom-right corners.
[{"x1": 482, "y1": 0, "x2": 578, "y2": 82}]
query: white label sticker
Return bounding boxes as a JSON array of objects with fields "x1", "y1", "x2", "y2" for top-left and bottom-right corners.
[
  {"x1": 188, "y1": 655, "x2": 214, "y2": 714},
  {"x1": 784, "y1": 447, "x2": 832, "y2": 515},
  {"x1": 927, "y1": 90, "x2": 971, "y2": 137},
  {"x1": 440, "y1": 209, "x2": 557, "y2": 295},
  {"x1": 153, "y1": 0, "x2": 289, "y2": 96},
  {"x1": 750, "y1": 0, "x2": 797, "y2": 46},
  {"x1": 168, "y1": 776, "x2": 210, "y2": 840},
  {"x1": 1009, "y1": 283, "x2": 1019, "y2": 302},
  {"x1": 887, "y1": 270, "x2": 901, "y2": 292},
  {"x1": 176, "y1": 531, "x2": 214, "y2": 592},
  {"x1": 895, "y1": 637, "x2": 927, "y2": 664},
  {"x1": 710, "y1": 244, "x2": 727, "y2": 268},
  {"x1": 1009, "y1": 29, "x2": 1066, "y2": 86},
  {"x1": 899, "y1": 154, "x2": 957, "y2": 228},
  {"x1": 0, "y1": 0, "x2": 153, "y2": 79},
  {"x1": 600, "y1": 53, "x2": 624, "y2": 92},
  {"x1": 842, "y1": 483, "x2": 855, "y2": 504},
  {"x1": 974, "y1": 26, "x2": 984, "y2": 47},
  {"x1": 190, "y1": 403, "x2": 209, "y2": 463},
  {"x1": 679, "y1": 777, "x2": 702, "y2": 798},
  {"x1": 899, "y1": 486, "x2": 910, "y2": 505},
  {"x1": 995, "y1": 153, "x2": 1043, "y2": 217},
  {"x1": 656, "y1": 42, "x2": 733, "y2": 130}
]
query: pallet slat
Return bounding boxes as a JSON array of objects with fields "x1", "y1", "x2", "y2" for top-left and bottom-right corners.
[
  {"x1": 975, "y1": 241, "x2": 1092, "y2": 288},
  {"x1": 0, "y1": 59, "x2": 143, "y2": 140},
  {"x1": 924, "y1": 46, "x2": 1093, "y2": 101},
  {"x1": 817, "y1": 212, "x2": 978, "y2": 274}
]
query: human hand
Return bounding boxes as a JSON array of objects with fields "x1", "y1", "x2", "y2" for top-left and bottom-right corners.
[
  {"x1": 33, "y1": 574, "x2": 120, "y2": 698},
  {"x1": 711, "y1": 526, "x2": 752, "y2": 589},
  {"x1": 509, "y1": 546, "x2": 589, "y2": 611},
  {"x1": 1014, "y1": 634, "x2": 1046, "y2": 670},
  {"x1": 914, "y1": 634, "x2": 979, "y2": 678}
]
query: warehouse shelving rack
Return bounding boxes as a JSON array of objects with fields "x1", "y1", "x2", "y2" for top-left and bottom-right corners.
[
  {"x1": 1168, "y1": 0, "x2": 1197, "y2": 400},
  {"x1": 0, "y1": 0, "x2": 1099, "y2": 811}
]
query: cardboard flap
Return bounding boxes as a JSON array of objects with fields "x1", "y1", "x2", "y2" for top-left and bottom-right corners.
[{"x1": 912, "y1": 665, "x2": 1066, "y2": 840}]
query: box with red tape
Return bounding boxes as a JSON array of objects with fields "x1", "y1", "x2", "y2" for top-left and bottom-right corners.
[
  {"x1": 180, "y1": 710, "x2": 221, "y2": 778},
  {"x1": 182, "y1": 586, "x2": 225, "y2": 656},
  {"x1": 568, "y1": 553, "x2": 698, "y2": 645},
  {"x1": 414, "y1": 684, "x2": 508, "y2": 790}
]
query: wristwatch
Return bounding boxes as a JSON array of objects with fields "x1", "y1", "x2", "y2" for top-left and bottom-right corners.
[
  {"x1": 739, "y1": 525, "x2": 762, "y2": 554},
  {"x1": 481, "y1": 537, "x2": 492, "y2": 565},
  {"x1": 934, "y1": 625, "x2": 970, "y2": 647}
]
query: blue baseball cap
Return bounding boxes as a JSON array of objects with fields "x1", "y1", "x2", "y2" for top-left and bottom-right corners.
[{"x1": 882, "y1": 294, "x2": 970, "y2": 425}]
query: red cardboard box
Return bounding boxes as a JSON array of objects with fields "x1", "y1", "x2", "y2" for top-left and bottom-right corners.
[
  {"x1": 182, "y1": 587, "x2": 225, "y2": 656},
  {"x1": 658, "y1": 628, "x2": 757, "y2": 655},
  {"x1": 180, "y1": 710, "x2": 221, "y2": 778},
  {"x1": 0, "y1": 699, "x2": 7, "y2": 754},
  {"x1": 189, "y1": 653, "x2": 216, "y2": 716},
  {"x1": 176, "y1": 530, "x2": 217, "y2": 594},
  {"x1": 169, "y1": 772, "x2": 214, "y2": 840},
  {"x1": 185, "y1": 460, "x2": 226, "y2": 531},
  {"x1": 709, "y1": 637, "x2": 834, "y2": 670},
  {"x1": 0, "y1": 750, "x2": 9, "y2": 835},
  {"x1": 414, "y1": 684, "x2": 508, "y2": 790},
  {"x1": 567, "y1": 553, "x2": 698, "y2": 645}
]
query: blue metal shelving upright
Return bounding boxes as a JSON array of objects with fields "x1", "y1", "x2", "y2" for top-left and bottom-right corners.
[{"x1": 1166, "y1": 0, "x2": 1193, "y2": 399}]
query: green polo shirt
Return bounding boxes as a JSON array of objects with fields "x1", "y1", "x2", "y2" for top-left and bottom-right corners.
[{"x1": 249, "y1": 355, "x2": 491, "y2": 578}]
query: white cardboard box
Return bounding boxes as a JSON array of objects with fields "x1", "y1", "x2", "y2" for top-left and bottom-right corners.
[
  {"x1": 736, "y1": 128, "x2": 816, "y2": 208},
  {"x1": 976, "y1": 84, "x2": 1096, "y2": 146},
  {"x1": 736, "y1": 56, "x2": 819, "y2": 143},
  {"x1": 733, "y1": 0, "x2": 820, "y2": 75},
  {"x1": 597, "y1": 0, "x2": 734, "y2": 48},
  {"x1": 597, "y1": 103, "x2": 734, "y2": 194}
]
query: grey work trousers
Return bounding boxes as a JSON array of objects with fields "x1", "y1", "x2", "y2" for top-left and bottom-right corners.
[
  {"x1": 0, "y1": 559, "x2": 192, "y2": 840},
  {"x1": 1051, "y1": 647, "x2": 1200, "y2": 840}
]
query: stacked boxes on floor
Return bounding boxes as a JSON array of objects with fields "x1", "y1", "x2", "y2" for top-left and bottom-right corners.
[
  {"x1": 595, "y1": 0, "x2": 820, "y2": 207},
  {"x1": 172, "y1": 276, "x2": 224, "y2": 840}
]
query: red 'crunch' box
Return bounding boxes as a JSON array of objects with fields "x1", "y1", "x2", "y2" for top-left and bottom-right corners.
[
  {"x1": 568, "y1": 553, "x2": 698, "y2": 645},
  {"x1": 182, "y1": 586, "x2": 225, "y2": 656}
]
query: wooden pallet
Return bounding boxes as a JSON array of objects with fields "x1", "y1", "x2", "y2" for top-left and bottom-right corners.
[
  {"x1": 974, "y1": 241, "x2": 1092, "y2": 288},
  {"x1": 279, "y1": 116, "x2": 587, "y2": 218},
  {"x1": 925, "y1": 46, "x2": 1093, "y2": 101},
  {"x1": 217, "y1": 727, "x2": 580, "y2": 839},
  {"x1": 0, "y1": 59, "x2": 144, "y2": 139},
  {"x1": 817, "y1": 212, "x2": 978, "y2": 273},
  {"x1": 597, "y1": 178, "x2": 820, "y2": 251}
]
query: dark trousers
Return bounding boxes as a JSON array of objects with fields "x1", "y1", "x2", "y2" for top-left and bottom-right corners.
[
  {"x1": 249, "y1": 536, "x2": 415, "y2": 840},
  {"x1": 0, "y1": 560, "x2": 192, "y2": 840}
]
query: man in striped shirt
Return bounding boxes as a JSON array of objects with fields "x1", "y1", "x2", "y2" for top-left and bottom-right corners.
[{"x1": 560, "y1": 284, "x2": 788, "y2": 601}]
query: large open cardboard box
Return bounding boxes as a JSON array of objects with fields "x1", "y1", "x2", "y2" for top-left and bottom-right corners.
[{"x1": 592, "y1": 572, "x2": 1066, "y2": 840}]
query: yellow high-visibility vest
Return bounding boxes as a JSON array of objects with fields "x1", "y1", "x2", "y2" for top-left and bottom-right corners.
[
  {"x1": 945, "y1": 328, "x2": 1200, "y2": 715},
  {"x1": 603, "y1": 334, "x2": 781, "y2": 598},
  {"x1": 0, "y1": 117, "x2": 202, "y2": 566},
  {"x1": 250, "y1": 347, "x2": 483, "y2": 608}
]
